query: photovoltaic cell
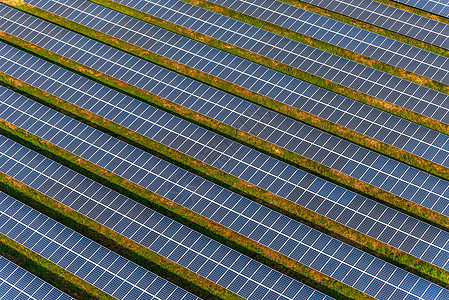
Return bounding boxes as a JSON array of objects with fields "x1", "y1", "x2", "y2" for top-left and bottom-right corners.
[
  {"x1": 300, "y1": 0, "x2": 449, "y2": 49},
  {"x1": 0, "y1": 85, "x2": 448, "y2": 299},
  {"x1": 0, "y1": 256, "x2": 73, "y2": 300},
  {"x1": 4, "y1": 14, "x2": 449, "y2": 227},
  {"x1": 0, "y1": 192, "x2": 200, "y2": 300},
  {"x1": 0, "y1": 136, "x2": 333, "y2": 300},
  {"x1": 393, "y1": 0, "x2": 449, "y2": 18},
  {"x1": 205, "y1": 0, "x2": 449, "y2": 84}
]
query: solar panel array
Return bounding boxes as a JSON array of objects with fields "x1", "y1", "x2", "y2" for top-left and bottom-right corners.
[
  {"x1": 1, "y1": 0, "x2": 449, "y2": 298},
  {"x1": 31, "y1": 0, "x2": 449, "y2": 126},
  {"x1": 0, "y1": 256, "x2": 73, "y2": 300},
  {"x1": 3, "y1": 1, "x2": 449, "y2": 171},
  {"x1": 2, "y1": 43, "x2": 449, "y2": 298},
  {"x1": 3, "y1": 9, "x2": 449, "y2": 222},
  {"x1": 394, "y1": 0, "x2": 449, "y2": 17},
  {"x1": 300, "y1": 0, "x2": 449, "y2": 48},
  {"x1": 5, "y1": 41, "x2": 449, "y2": 274},
  {"x1": 205, "y1": 0, "x2": 449, "y2": 84},
  {"x1": 0, "y1": 102, "x2": 446, "y2": 299},
  {"x1": 0, "y1": 133, "x2": 333, "y2": 300},
  {"x1": 0, "y1": 192, "x2": 201, "y2": 300}
]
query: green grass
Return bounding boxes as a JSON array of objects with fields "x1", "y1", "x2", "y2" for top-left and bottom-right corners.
[{"x1": 1, "y1": 64, "x2": 449, "y2": 294}]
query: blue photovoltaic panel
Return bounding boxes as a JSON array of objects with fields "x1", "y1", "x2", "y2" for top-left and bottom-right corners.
[
  {"x1": 0, "y1": 86, "x2": 448, "y2": 299},
  {"x1": 6, "y1": 42, "x2": 449, "y2": 271},
  {"x1": 300, "y1": 0, "x2": 449, "y2": 49},
  {"x1": 0, "y1": 192, "x2": 200, "y2": 300},
  {"x1": 19, "y1": 0, "x2": 449, "y2": 118},
  {"x1": 4, "y1": 16, "x2": 449, "y2": 228},
  {"x1": 16, "y1": 0, "x2": 448, "y2": 172},
  {"x1": 0, "y1": 256, "x2": 73, "y2": 300},
  {"x1": 4, "y1": 2, "x2": 449, "y2": 167},
  {"x1": 0, "y1": 136, "x2": 333, "y2": 300},
  {"x1": 394, "y1": 0, "x2": 449, "y2": 17},
  {"x1": 206, "y1": 0, "x2": 449, "y2": 84}
]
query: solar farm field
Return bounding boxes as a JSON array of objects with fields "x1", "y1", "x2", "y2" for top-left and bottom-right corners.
[{"x1": 0, "y1": 0, "x2": 448, "y2": 299}]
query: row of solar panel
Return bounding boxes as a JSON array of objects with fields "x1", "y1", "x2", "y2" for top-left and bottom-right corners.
[
  {"x1": 1, "y1": 0, "x2": 446, "y2": 299},
  {"x1": 394, "y1": 0, "x2": 449, "y2": 17},
  {"x1": 300, "y1": 0, "x2": 449, "y2": 48},
  {"x1": 3, "y1": 9, "x2": 449, "y2": 226},
  {"x1": 5, "y1": 1, "x2": 449, "y2": 177},
  {"x1": 72, "y1": 0, "x2": 449, "y2": 122},
  {"x1": 0, "y1": 191, "x2": 202, "y2": 300},
  {"x1": 0, "y1": 255, "x2": 73, "y2": 300},
  {"x1": 0, "y1": 131, "x2": 337, "y2": 300},
  {"x1": 5, "y1": 0, "x2": 448, "y2": 296},
  {"x1": 4, "y1": 39, "x2": 449, "y2": 274},
  {"x1": 5, "y1": 1, "x2": 449, "y2": 179},
  {"x1": 1, "y1": 84, "x2": 447, "y2": 299},
  {"x1": 28, "y1": 0, "x2": 449, "y2": 169},
  {"x1": 205, "y1": 0, "x2": 449, "y2": 84}
]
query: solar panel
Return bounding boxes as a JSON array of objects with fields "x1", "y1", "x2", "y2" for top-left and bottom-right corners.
[
  {"x1": 0, "y1": 192, "x2": 200, "y2": 300},
  {"x1": 1, "y1": 83, "x2": 449, "y2": 298},
  {"x1": 5, "y1": 39, "x2": 449, "y2": 258},
  {"x1": 0, "y1": 256, "x2": 73, "y2": 300},
  {"x1": 1, "y1": 130, "x2": 447, "y2": 299},
  {"x1": 35, "y1": 0, "x2": 449, "y2": 114},
  {"x1": 17, "y1": 0, "x2": 449, "y2": 130},
  {"x1": 393, "y1": 0, "x2": 449, "y2": 17},
  {"x1": 0, "y1": 137, "x2": 335, "y2": 300},
  {"x1": 300, "y1": 0, "x2": 449, "y2": 49},
  {"x1": 198, "y1": 0, "x2": 449, "y2": 84},
  {"x1": 3, "y1": 1, "x2": 449, "y2": 160},
  {"x1": 7, "y1": 0, "x2": 445, "y2": 172},
  {"x1": 10, "y1": 0, "x2": 447, "y2": 145},
  {"x1": 3, "y1": 16, "x2": 449, "y2": 223}
]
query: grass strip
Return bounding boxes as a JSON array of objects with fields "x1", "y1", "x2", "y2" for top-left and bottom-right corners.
[
  {"x1": 373, "y1": 0, "x2": 449, "y2": 25},
  {"x1": 0, "y1": 116, "x2": 369, "y2": 300},
  {"x1": 0, "y1": 226, "x2": 114, "y2": 299},
  {"x1": 0, "y1": 171, "x2": 239, "y2": 300},
  {"x1": 1, "y1": 67, "x2": 449, "y2": 293},
  {"x1": 4, "y1": 2, "x2": 449, "y2": 179}
]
